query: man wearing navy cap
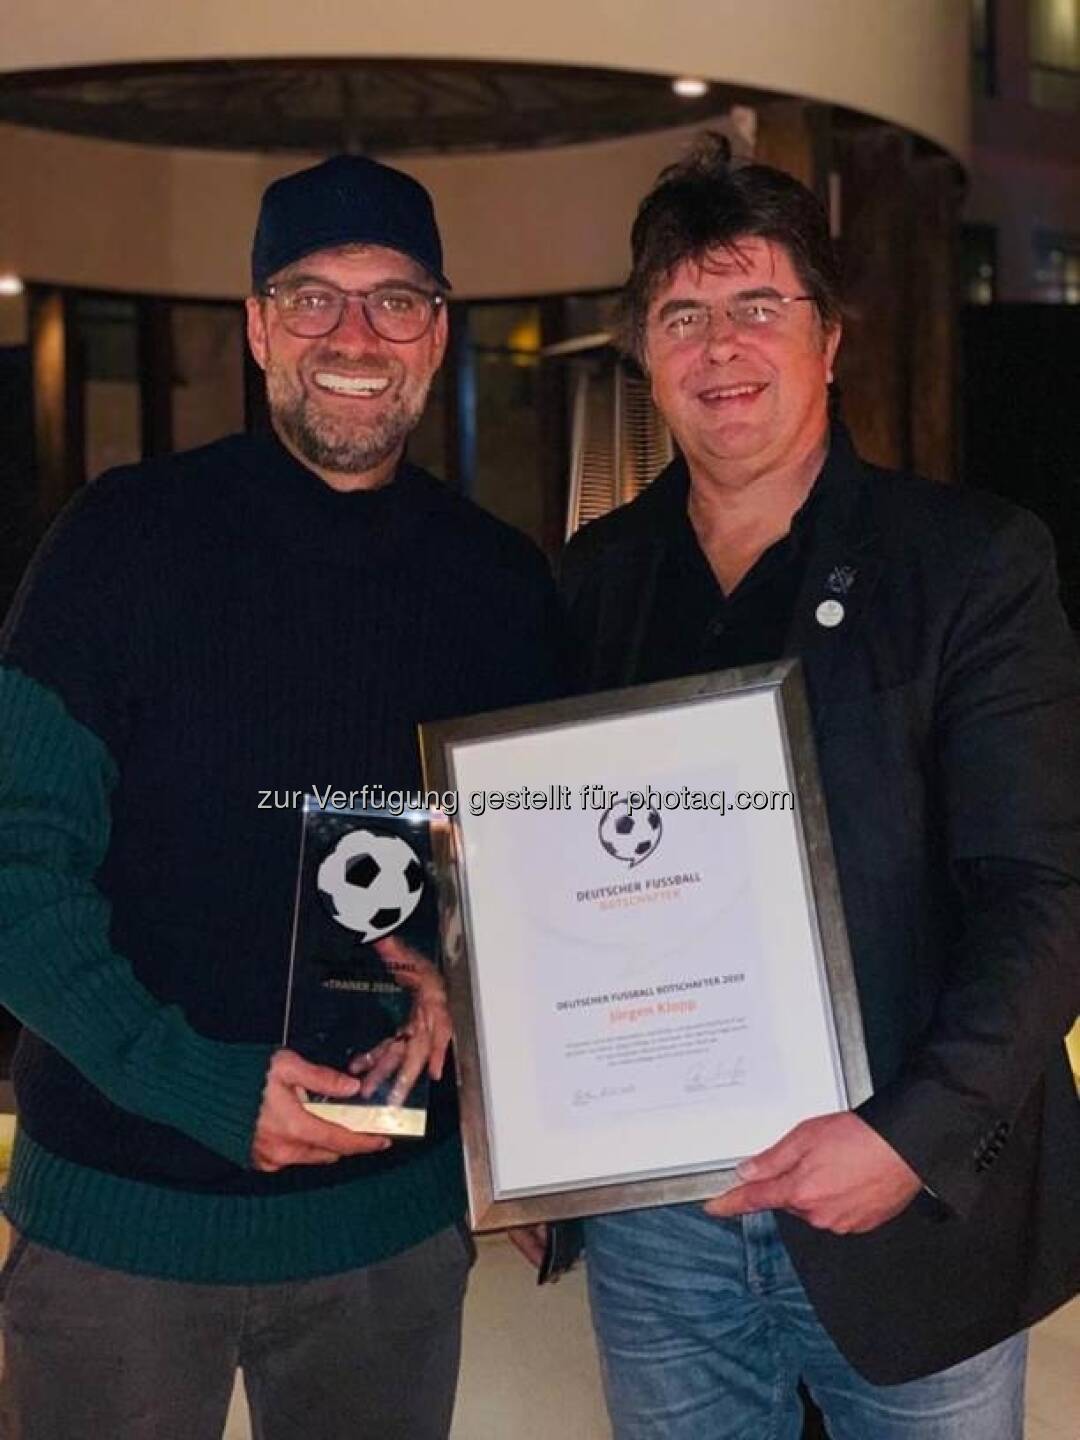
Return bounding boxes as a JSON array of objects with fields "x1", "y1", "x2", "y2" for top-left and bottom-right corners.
[
  {"x1": 248, "y1": 154, "x2": 454, "y2": 498},
  {"x1": 0, "y1": 155, "x2": 563, "y2": 1438}
]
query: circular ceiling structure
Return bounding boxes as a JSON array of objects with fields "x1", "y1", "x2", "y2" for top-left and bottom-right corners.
[
  {"x1": 0, "y1": 59, "x2": 749, "y2": 155},
  {"x1": 0, "y1": 2, "x2": 968, "y2": 301}
]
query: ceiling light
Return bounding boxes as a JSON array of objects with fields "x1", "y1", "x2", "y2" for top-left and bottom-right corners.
[
  {"x1": 0, "y1": 274, "x2": 25, "y2": 297},
  {"x1": 673, "y1": 77, "x2": 708, "y2": 99}
]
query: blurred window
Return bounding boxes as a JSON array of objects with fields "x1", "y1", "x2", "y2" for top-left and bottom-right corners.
[
  {"x1": 960, "y1": 225, "x2": 998, "y2": 305},
  {"x1": 1030, "y1": 0, "x2": 1080, "y2": 109},
  {"x1": 1033, "y1": 232, "x2": 1080, "y2": 303},
  {"x1": 170, "y1": 303, "x2": 245, "y2": 451},
  {"x1": 75, "y1": 294, "x2": 141, "y2": 480},
  {"x1": 468, "y1": 302, "x2": 543, "y2": 539},
  {"x1": 972, "y1": 0, "x2": 997, "y2": 96},
  {"x1": 32, "y1": 284, "x2": 621, "y2": 553}
]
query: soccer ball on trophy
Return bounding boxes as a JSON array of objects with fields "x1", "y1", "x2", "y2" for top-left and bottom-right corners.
[
  {"x1": 598, "y1": 796, "x2": 663, "y2": 868},
  {"x1": 316, "y1": 829, "x2": 425, "y2": 941}
]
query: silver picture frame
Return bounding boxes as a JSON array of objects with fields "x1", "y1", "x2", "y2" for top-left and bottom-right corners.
[{"x1": 421, "y1": 660, "x2": 871, "y2": 1230}]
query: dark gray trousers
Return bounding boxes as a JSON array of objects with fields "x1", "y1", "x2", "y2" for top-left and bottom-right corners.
[{"x1": 0, "y1": 1225, "x2": 472, "y2": 1440}]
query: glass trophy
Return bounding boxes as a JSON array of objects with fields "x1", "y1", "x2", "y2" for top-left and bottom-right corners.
[{"x1": 283, "y1": 797, "x2": 439, "y2": 1137}]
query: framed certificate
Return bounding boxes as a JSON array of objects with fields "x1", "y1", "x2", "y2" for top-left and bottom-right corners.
[{"x1": 420, "y1": 660, "x2": 871, "y2": 1230}]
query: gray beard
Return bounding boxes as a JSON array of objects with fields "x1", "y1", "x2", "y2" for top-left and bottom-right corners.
[{"x1": 267, "y1": 366, "x2": 428, "y2": 476}]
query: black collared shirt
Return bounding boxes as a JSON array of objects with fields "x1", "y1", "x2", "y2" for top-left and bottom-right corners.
[{"x1": 637, "y1": 473, "x2": 823, "y2": 682}]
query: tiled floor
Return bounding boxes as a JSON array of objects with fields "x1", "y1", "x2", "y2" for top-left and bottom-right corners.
[{"x1": 221, "y1": 1235, "x2": 1080, "y2": 1439}]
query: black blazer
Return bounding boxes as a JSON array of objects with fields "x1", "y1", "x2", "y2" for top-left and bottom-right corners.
[{"x1": 559, "y1": 426, "x2": 1080, "y2": 1384}]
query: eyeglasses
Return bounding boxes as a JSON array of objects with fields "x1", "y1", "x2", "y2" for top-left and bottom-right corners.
[
  {"x1": 261, "y1": 279, "x2": 445, "y2": 343},
  {"x1": 652, "y1": 292, "x2": 816, "y2": 343}
]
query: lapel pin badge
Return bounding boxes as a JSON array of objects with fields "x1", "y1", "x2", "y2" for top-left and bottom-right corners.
[
  {"x1": 825, "y1": 565, "x2": 857, "y2": 596},
  {"x1": 816, "y1": 599, "x2": 845, "y2": 629}
]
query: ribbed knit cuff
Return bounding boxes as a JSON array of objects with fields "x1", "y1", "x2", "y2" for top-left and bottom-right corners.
[{"x1": 6, "y1": 1130, "x2": 467, "y2": 1284}]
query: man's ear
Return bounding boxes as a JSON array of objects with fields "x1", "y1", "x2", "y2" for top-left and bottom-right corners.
[
  {"x1": 638, "y1": 333, "x2": 653, "y2": 386},
  {"x1": 823, "y1": 322, "x2": 842, "y2": 385},
  {"x1": 431, "y1": 299, "x2": 450, "y2": 368},
  {"x1": 246, "y1": 296, "x2": 269, "y2": 373}
]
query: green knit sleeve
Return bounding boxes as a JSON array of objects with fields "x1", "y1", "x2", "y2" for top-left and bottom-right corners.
[{"x1": 0, "y1": 663, "x2": 273, "y2": 1166}]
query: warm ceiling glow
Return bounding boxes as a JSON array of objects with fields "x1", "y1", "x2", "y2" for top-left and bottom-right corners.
[
  {"x1": 0, "y1": 274, "x2": 25, "y2": 297},
  {"x1": 1049, "y1": 0, "x2": 1079, "y2": 47},
  {"x1": 672, "y1": 76, "x2": 708, "y2": 99}
]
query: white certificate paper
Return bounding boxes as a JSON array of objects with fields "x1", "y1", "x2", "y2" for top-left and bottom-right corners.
[{"x1": 423, "y1": 664, "x2": 870, "y2": 1225}]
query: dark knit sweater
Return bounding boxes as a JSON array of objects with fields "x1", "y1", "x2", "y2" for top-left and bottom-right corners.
[{"x1": 0, "y1": 431, "x2": 564, "y2": 1282}]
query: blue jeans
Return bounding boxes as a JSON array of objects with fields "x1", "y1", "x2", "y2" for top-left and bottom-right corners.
[{"x1": 584, "y1": 1206, "x2": 1026, "y2": 1440}]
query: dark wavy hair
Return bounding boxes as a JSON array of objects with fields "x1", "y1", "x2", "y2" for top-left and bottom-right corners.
[{"x1": 620, "y1": 133, "x2": 842, "y2": 362}]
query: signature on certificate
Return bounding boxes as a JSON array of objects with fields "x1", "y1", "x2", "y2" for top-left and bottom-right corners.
[
  {"x1": 683, "y1": 1054, "x2": 748, "y2": 1093},
  {"x1": 571, "y1": 1082, "x2": 637, "y2": 1108}
]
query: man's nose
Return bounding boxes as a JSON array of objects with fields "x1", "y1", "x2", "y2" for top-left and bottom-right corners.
[
  {"x1": 703, "y1": 306, "x2": 740, "y2": 356},
  {"x1": 329, "y1": 296, "x2": 380, "y2": 345}
]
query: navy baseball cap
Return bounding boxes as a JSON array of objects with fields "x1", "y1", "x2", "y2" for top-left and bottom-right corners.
[{"x1": 251, "y1": 154, "x2": 450, "y2": 292}]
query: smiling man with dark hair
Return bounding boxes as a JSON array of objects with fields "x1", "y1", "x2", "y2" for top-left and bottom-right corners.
[{"x1": 515, "y1": 137, "x2": 1080, "y2": 1440}]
